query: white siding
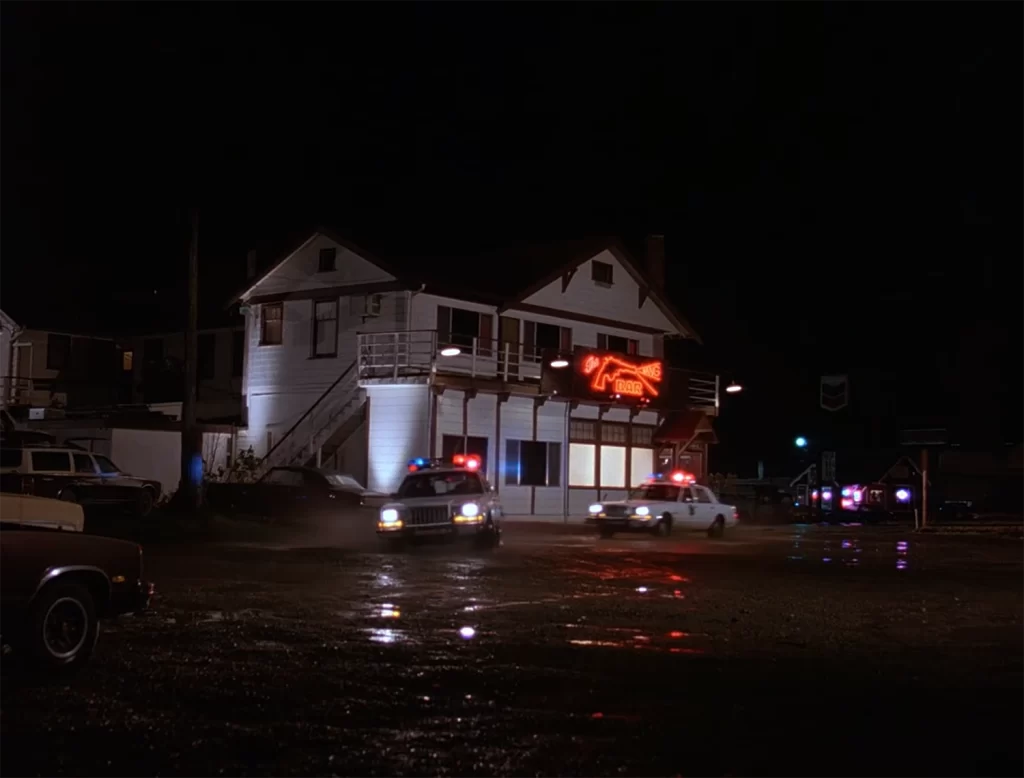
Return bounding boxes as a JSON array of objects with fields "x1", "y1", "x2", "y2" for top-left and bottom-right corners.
[
  {"x1": 243, "y1": 233, "x2": 395, "y2": 299},
  {"x1": 365, "y1": 384, "x2": 430, "y2": 494},
  {"x1": 497, "y1": 396, "x2": 535, "y2": 514},
  {"x1": 243, "y1": 291, "x2": 407, "y2": 448},
  {"x1": 520, "y1": 248, "x2": 683, "y2": 334}
]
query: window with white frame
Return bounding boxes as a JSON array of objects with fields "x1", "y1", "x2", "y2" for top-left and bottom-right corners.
[
  {"x1": 312, "y1": 300, "x2": 338, "y2": 357},
  {"x1": 597, "y1": 332, "x2": 639, "y2": 356},
  {"x1": 260, "y1": 303, "x2": 283, "y2": 345},
  {"x1": 568, "y1": 418, "x2": 656, "y2": 490}
]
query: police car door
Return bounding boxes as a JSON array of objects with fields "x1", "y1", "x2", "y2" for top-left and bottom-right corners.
[
  {"x1": 679, "y1": 486, "x2": 702, "y2": 528},
  {"x1": 691, "y1": 485, "x2": 716, "y2": 525}
]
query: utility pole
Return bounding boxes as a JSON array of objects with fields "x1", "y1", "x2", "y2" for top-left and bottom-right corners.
[{"x1": 176, "y1": 208, "x2": 202, "y2": 512}]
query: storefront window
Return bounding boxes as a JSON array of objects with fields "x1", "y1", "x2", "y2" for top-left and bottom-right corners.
[
  {"x1": 600, "y1": 445, "x2": 626, "y2": 489},
  {"x1": 569, "y1": 443, "x2": 596, "y2": 487},
  {"x1": 630, "y1": 447, "x2": 655, "y2": 488}
]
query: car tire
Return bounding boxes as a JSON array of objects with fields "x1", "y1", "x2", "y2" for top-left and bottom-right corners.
[
  {"x1": 707, "y1": 515, "x2": 726, "y2": 539},
  {"x1": 653, "y1": 514, "x2": 672, "y2": 537},
  {"x1": 23, "y1": 581, "x2": 99, "y2": 673},
  {"x1": 136, "y1": 488, "x2": 155, "y2": 518},
  {"x1": 599, "y1": 527, "x2": 615, "y2": 539},
  {"x1": 475, "y1": 520, "x2": 501, "y2": 549}
]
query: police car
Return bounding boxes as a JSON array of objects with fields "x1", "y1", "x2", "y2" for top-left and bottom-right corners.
[
  {"x1": 586, "y1": 470, "x2": 739, "y2": 539},
  {"x1": 377, "y1": 455, "x2": 502, "y2": 547}
]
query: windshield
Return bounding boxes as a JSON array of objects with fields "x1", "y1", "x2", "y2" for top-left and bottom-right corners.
[
  {"x1": 628, "y1": 483, "x2": 681, "y2": 501},
  {"x1": 324, "y1": 474, "x2": 363, "y2": 490},
  {"x1": 397, "y1": 471, "x2": 483, "y2": 498}
]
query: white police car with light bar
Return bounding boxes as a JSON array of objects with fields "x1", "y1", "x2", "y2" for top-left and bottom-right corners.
[
  {"x1": 377, "y1": 455, "x2": 502, "y2": 548},
  {"x1": 586, "y1": 470, "x2": 740, "y2": 539}
]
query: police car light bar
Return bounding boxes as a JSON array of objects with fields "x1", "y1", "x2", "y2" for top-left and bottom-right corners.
[{"x1": 408, "y1": 455, "x2": 481, "y2": 472}]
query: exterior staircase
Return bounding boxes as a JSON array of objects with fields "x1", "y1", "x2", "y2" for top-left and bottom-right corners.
[{"x1": 256, "y1": 361, "x2": 365, "y2": 478}]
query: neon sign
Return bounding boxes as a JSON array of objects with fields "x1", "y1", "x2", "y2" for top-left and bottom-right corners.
[{"x1": 580, "y1": 354, "x2": 663, "y2": 400}]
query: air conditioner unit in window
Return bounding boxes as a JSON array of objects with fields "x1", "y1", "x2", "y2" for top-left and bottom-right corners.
[{"x1": 365, "y1": 294, "x2": 382, "y2": 317}]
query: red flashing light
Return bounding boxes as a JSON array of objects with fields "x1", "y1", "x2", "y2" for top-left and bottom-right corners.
[
  {"x1": 408, "y1": 464, "x2": 419, "y2": 472},
  {"x1": 453, "y1": 454, "x2": 466, "y2": 466},
  {"x1": 465, "y1": 456, "x2": 480, "y2": 470},
  {"x1": 670, "y1": 470, "x2": 695, "y2": 484},
  {"x1": 452, "y1": 454, "x2": 481, "y2": 470}
]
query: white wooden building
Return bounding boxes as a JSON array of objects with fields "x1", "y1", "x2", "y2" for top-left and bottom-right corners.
[{"x1": 231, "y1": 230, "x2": 721, "y2": 516}]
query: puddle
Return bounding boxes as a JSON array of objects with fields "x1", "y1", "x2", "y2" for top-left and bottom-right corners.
[{"x1": 564, "y1": 623, "x2": 707, "y2": 654}]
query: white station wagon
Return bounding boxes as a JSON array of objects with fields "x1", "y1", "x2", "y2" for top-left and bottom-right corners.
[{"x1": 586, "y1": 472, "x2": 739, "y2": 539}]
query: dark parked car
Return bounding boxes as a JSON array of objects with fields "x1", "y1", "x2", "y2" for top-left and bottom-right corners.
[
  {"x1": 0, "y1": 523, "x2": 154, "y2": 671},
  {"x1": 207, "y1": 467, "x2": 369, "y2": 519},
  {"x1": 0, "y1": 444, "x2": 162, "y2": 517}
]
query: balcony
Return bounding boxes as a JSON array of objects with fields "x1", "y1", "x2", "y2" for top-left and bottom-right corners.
[{"x1": 356, "y1": 329, "x2": 720, "y2": 412}]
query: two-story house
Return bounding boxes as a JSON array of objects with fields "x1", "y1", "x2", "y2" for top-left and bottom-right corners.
[{"x1": 231, "y1": 229, "x2": 722, "y2": 516}]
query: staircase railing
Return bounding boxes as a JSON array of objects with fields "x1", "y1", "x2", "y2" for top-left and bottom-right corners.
[{"x1": 257, "y1": 361, "x2": 361, "y2": 476}]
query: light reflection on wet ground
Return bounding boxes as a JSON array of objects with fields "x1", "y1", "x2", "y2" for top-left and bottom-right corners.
[{"x1": 2, "y1": 523, "x2": 1021, "y2": 777}]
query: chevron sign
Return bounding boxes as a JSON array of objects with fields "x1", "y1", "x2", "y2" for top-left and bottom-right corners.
[{"x1": 820, "y1": 375, "x2": 849, "y2": 412}]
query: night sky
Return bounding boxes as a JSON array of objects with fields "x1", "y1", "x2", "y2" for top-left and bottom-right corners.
[{"x1": 2, "y1": 3, "x2": 1020, "y2": 473}]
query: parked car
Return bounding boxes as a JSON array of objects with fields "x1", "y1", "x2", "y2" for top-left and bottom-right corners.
[
  {"x1": 0, "y1": 493, "x2": 85, "y2": 532},
  {"x1": 0, "y1": 445, "x2": 162, "y2": 518},
  {"x1": 0, "y1": 523, "x2": 154, "y2": 671},
  {"x1": 207, "y1": 466, "x2": 370, "y2": 519}
]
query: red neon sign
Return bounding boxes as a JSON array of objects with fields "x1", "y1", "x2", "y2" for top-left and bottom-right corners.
[{"x1": 581, "y1": 354, "x2": 663, "y2": 399}]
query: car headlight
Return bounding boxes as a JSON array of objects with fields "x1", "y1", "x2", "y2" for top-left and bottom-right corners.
[
  {"x1": 589, "y1": 503, "x2": 603, "y2": 514},
  {"x1": 381, "y1": 508, "x2": 400, "y2": 524},
  {"x1": 461, "y1": 502, "x2": 480, "y2": 518},
  {"x1": 635, "y1": 506, "x2": 650, "y2": 516}
]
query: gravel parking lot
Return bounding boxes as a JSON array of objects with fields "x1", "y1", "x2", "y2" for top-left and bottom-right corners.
[{"x1": 2, "y1": 520, "x2": 1021, "y2": 776}]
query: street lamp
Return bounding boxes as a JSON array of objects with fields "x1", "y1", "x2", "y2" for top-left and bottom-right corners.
[{"x1": 795, "y1": 436, "x2": 808, "y2": 448}]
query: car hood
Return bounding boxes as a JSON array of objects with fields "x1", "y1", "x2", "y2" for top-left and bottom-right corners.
[{"x1": 382, "y1": 494, "x2": 485, "y2": 510}]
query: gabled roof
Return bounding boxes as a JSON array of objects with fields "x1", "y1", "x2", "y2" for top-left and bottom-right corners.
[
  {"x1": 228, "y1": 230, "x2": 701, "y2": 341},
  {"x1": 0, "y1": 309, "x2": 18, "y2": 332},
  {"x1": 227, "y1": 227, "x2": 402, "y2": 306},
  {"x1": 489, "y1": 237, "x2": 698, "y2": 341}
]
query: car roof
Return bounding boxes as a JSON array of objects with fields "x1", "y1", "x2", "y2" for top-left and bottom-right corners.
[{"x1": 404, "y1": 467, "x2": 481, "y2": 477}]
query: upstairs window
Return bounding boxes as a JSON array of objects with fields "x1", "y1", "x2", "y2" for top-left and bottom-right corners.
[
  {"x1": 261, "y1": 303, "x2": 283, "y2": 345},
  {"x1": 592, "y1": 260, "x2": 614, "y2": 286},
  {"x1": 318, "y1": 247, "x2": 337, "y2": 273},
  {"x1": 598, "y1": 332, "x2": 639, "y2": 356},
  {"x1": 437, "y1": 305, "x2": 493, "y2": 353},
  {"x1": 312, "y1": 300, "x2": 338, "y2": 358}
]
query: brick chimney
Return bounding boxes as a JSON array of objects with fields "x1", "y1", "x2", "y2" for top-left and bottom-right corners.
[
  {"x1": 246, "y1": 249, "x2": 257, "y2": 280},
  {"x1": 646, "y1": 234, "x2": 665, "y2": 292}
]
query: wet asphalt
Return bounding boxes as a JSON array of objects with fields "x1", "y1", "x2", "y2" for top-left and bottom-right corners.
[{"x1": 2, "y1": 518, "x2": 1022, "y2": 777}]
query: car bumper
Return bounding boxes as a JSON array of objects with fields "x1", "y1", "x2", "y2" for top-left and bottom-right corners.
[
  {"x1": 110, "y1": 580, "x2": 155, "y2": 615},
  {"x1": 377, "y1": 521, "x2": 492, "y2": 539},
  {"x1": 585, "y1": 516, "x2": 656, "y2": 531}
]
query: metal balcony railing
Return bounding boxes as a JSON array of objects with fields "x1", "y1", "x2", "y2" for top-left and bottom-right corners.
[{"x1": 357, "y1": 329, "x2": 721, "y2": 411}]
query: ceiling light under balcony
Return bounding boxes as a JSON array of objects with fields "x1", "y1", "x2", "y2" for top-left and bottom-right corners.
[
  {"x1": 549, "y1": 358, "x2": 569, "y2": 368},
  {"x1": 440, "y1": 347, "x2": 461, "y2": 357},
  {"x1": 725, "y1": 381, "x2": 743, "y2": 394}
]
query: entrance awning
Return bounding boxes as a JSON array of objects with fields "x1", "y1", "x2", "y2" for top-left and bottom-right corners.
[{"x1": 654, "y1": 410, "x2": 718, "y2": 445}]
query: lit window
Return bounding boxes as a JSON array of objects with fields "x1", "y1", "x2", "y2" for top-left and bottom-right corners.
[
  {"x1": 600, "y1": 445, "x2": 627, "y2": 489},
  {"x1": 569, "y1": 443, "x2": 596, "y2": 487},
  {"x1": 629, "y1": 448, "x2": 654, "y2": 488},
  {"x1": 261, "y1": 303, "x2": 283, "y2": 345},
  {"x1": 122, "y1": 350, "x2": 134, "y2": 371}
]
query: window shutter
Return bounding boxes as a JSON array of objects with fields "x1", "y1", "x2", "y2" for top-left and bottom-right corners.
[
  {"x1": 436, "y1": 305, "x2": 451, "y2": 346},
  {"x1": 559, "y1": 327, "x2": 573, "y2": 352}
]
